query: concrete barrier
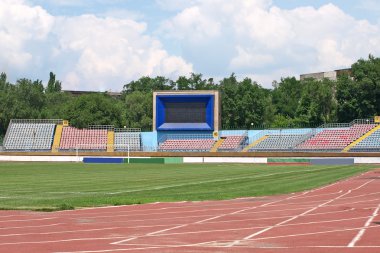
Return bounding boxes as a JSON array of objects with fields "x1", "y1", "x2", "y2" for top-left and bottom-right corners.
[
  {"x1": 203, "y1": 157, "x2": 267, "y2": 163},
  {"x1": 0, "y1": 155, "x2": 81, "y2": 162},
  {"x1": 311, "y1": 158, "x2": 354, "y2": 165},
  {"x1": 354, "y1": 157, "x2": 380, "y2": 164}
]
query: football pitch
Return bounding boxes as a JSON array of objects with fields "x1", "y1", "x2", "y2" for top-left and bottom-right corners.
[{"x1": 0, "y1": 162, "x2": 376, "y2": 211}]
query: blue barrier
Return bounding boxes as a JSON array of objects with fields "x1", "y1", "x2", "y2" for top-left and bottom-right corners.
[{"x1": 83, "y1": 157, "x2": 124, "y2": 164}]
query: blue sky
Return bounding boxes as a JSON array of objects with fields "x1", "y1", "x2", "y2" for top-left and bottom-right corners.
[{"x1": 1, "y1": 0, "x2": 380, "y2": 91}]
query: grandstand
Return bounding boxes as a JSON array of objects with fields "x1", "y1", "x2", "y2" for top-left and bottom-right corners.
[
  {"x1": 217, "y1": 132, "x2": 248, "y2": 151},
  {"x1": 59, "y1": 126, "x2": 108, "y2": 151},
  {"x1": 348, "y1": 126, "x2": 380, "y2": 152},
  {"x1": 3, "y1": 119, "x2": 59, "y2": 151},
  {"x1": 2, "y1": 117, "x2": 380, "y2": 153},
  {"x1": 296, "y1": 122, "x2": 376, "y2": 152},
  {"x1": 249, "y1": 133, "x2": 312, "y2": 152},
  {"x1": 114, "y1": 128, "x2": 141, "y2": 151},
  {"x1": 1, "y1": 88, "x2": 379, "y2": 155},
  {"x1": 2, "y1": 120, "x2": 142, "y2": 152},
  {"x1": 158, "y1": 134, "x2": 215, "y2": 152}
]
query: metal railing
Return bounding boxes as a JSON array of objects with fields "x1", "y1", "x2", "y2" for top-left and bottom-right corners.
[
  {"x1": 158, "y1": 133, "x2": 213, "y2": 145},
  {"x1": 114, "y1": 128, "x2": 141, "y2": 132},
  {"x1": 319, "y1": 118, "x2": 376, "y2": 128},
  {"x1": 88, "y1": 125, "x2": 114, "y2": 130},
  {"x1": 10, "y1": 119, "x2": 64, "y2": 124}
]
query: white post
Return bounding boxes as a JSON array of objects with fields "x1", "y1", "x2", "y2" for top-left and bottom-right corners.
[
  {"x1": 76, "y1": 146, "x2": 79, "y2": 163},
  {"x1": 127, "y1": 144, "x2": 130, "y2": 164}
]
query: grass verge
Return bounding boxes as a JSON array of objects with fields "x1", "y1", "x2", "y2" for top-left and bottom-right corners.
[{"x1": 0, "y1": 162, "x2": 376, "y2": 211}]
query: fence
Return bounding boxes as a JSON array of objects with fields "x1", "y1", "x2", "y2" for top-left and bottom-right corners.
[{"x1": 158, "y1": 133, "x2": 214, "y2": 145}]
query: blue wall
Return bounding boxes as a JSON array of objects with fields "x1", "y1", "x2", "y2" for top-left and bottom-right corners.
[
  {"x1": 140, "y1": 128, "x2": 341, "y2": 150},
  {"x1": 141, "y1": 131, "x2": 157, "y2": 150}
]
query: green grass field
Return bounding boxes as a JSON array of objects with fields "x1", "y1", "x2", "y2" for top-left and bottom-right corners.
[{"x1": 0, "y1": 162, "x2": 376, "y2": 211}]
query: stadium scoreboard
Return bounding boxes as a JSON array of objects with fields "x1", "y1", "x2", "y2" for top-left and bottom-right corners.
[{"x1": 153, "y1": 90, "x2": 221, "y2": 131}]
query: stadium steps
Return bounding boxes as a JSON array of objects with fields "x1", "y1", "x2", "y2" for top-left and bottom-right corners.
[
  {"x1": 107, "y1": 130, "x2": 115, "y2": 152},
  {"x1": 242, "y1": 135, "x2": 269, "y2": 152},
  {"x1": 342, "y1": 124, "x2": 380, "y2": 152},
  {"x1": 210, "y1": 138, "x2": 225, "y2": 152},
  {"x1": 51, "y1": 124, "x2": 63, "y2": 153}
]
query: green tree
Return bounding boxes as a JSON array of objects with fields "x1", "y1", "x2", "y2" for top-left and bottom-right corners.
[
  {"x1": 46, "y1": 72, "x2": 62, "y2": 93},
  {"x1": 64, "y1": 93, "x2": 125, "y2": 128},
  {"x1": 174, "y1": 73, "x2": 217, "y2": 90},
  {"x1": 122, "y1": 76, "x2": 173, "y2": 96},
  {"x1": 296, "y1": 78, "x2": 337, "y2": 125},
  {"x1": 272, "y1": 77, "x2": 302, "y2": 118},
  {"x1": 124, "y1": 91, "x2": 152, "y2": 130},
  {"x1": 219, "y1": 74, "x2": 269, "y2": 128},
  {"x1": 336, "y1": 74, "x2": 359, "y2": 122},
  {"x1": 336, "y1": 55, "x2": 380, "y2": 121}
]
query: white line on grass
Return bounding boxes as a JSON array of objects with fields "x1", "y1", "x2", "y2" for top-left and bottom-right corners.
[{"x1": 40, "y1": 166, "x2": 343, "y2": 196}]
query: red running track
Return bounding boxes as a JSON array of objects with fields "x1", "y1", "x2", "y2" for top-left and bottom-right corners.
[{"x1": 1, "y1": 169, "x2": 380, "y2": 253}]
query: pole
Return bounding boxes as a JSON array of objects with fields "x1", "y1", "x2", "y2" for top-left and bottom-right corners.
[{"x1": 128, "y1": 144, "x2": 130, "y2": 164}]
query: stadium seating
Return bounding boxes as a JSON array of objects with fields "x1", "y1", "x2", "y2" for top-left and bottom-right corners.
[
  {"x1": 249, "y1": 134, "x2": 309, "y2": 151},
  {"x1": 159, "y1": 139, "x2": 215, "y2": 152},
  {"x1": 296, "y1": 124, "x2": 376, "y2": 151},
  {"x1": 4, "y1": 123, "x2": 56, "y2": 150},
  {"x1": 350, "y1": 128, "x2": 380, "y2": 152},
  {"x1": 218, "y1": 135, "x2": 247, "y2": 151},
  {"x1": 114, "y1": 130, "x2": 141, "y2": 151},
  {"x1": 59, "y1": 127, "x2": 107, "y2": 150}
]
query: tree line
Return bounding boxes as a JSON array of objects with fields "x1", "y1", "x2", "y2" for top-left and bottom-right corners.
[{"x1": 0, "y1": 55, "x2": 379, "y2": 138}]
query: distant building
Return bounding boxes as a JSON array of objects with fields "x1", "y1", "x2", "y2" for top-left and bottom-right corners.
[
  {"x1": 300, "y1": 68, "x2": 352, "y2": 81},
  {"x1": 63, "y1": 90, "x2": 122, "y2": 98}
]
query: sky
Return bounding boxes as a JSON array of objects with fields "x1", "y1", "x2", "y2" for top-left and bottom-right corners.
[{"x1": 1, "y1": 0, "x2": 380, "y2": 91}]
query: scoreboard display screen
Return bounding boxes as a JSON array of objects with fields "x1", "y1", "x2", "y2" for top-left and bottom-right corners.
[{"x1": 165, "y1": 102, "x2": 206, "y2": 123}]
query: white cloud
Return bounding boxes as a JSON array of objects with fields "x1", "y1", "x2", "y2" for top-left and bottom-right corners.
[
  {"x1": 2, "y1": 0, "x2": 380, "y2": 91},
  {"x1": 53, "y1": 15, "x2": 192, "y2": 90},
  {"x1": 0, "y1": 0, "x2": 193, "y2": 91},
  {"x1": 0, "y1": 0, "x2": 54, "y2": 69},
  {"x1": 159, "y1": 0, "x2": 380, "y2": 86}
]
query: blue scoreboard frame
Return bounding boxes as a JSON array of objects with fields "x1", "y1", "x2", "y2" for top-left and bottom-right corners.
[{"x1": 155, "y1": 94, "x2": 215, "y2": 131}]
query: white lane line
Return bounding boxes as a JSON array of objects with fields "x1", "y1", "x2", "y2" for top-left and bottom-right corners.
[
  {"x1": 53, "y1": 245, "x2": 380, "y2": 253},
  {"x1": 54, "y1": 242, "x2": 207, "y2": 253},
  {"x1": 245, "y1": 224, "x2": 380, "y2": 241},
  {"x1": 132, "y1": 216, "x2": 370, "y2": 238},
  {"x1": 0, "y1": 217, "x2": 56, "y2": 223},
  {"x1": 146, "y1": 224, "x2": 187, "y2": 236},
  {"x1": 327, "y1": 197, "x2": 380, "y2": 207},
  {"x1": 0, "y1": 223, "x2": 62, "y2": 230},
  {"x1": 202, "y1": 207, "x2": 357, "y2": 225},
  {"x1": 111, "y1": 190, "x2": 312, "y2": 245},
  {"x1": 289, "y1": 190, "x2": 343, "y2": 200},
  {"x1": 70, "y1": 206, "x2": 245, "y2": 220},
  {"x1": 348, "y1": 203, "x2": 380, "y2": 247},
  {"x1": 227, "y1": 178, "x2": 375, "y2": 247},
  {"x1": 0, "y1": 236, "x2": 127, "y2": 246},
  {"x1": 340, "y1": 191, "x2": 380, "y2": 201},
  {"x1": 111, "y1": 171, "x2": 359, "y2": 246},
  {"x1": 0, "y1": 227, "x2": 124, "y2": 237}
]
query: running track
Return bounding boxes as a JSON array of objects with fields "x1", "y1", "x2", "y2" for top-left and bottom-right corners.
[{"x1": 1, "y1": 169, "x2": 380, "y2": 253}]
